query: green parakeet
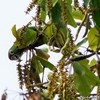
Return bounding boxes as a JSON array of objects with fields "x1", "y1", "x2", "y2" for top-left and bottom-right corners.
[{"x1": 8, "y1": 26, "x2": 48, "y2": 60}]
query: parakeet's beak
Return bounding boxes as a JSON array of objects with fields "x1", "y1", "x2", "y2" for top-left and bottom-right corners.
[
  {"x1": 8, "y1": 45, "x2": 25, "y2": 60},
  {"x1": 8, "y1": 52, "x2": 19, "y2": 60}
]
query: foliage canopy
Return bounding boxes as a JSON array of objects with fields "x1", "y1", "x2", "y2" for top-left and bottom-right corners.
[{"x1": 5, "y1": 0, "x2": 100, "y2": 99}]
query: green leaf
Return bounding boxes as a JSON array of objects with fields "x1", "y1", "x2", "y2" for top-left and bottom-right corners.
[
  {"x1": 79, "y1": 59, "x2": 100, "y2": 87},
  {"x1": 83, "y1": 65, "x2": 100, "y2": 86},
  {"x1": 67, "y1": 0, "x2": 72, "y2": 13},
  {"x1": 11, "y1": 25, "x2": 18, "y2": 39},
  {"x1": 90, "y1": 0, "x2": 100, "y2": 8},
  {"x1": 30, "y1": 68, "x2": 41, "y2": 84},
  {"x1": 59, "y1": 26, "x2": 67, "y2": 40},
  {"x1": 41, "y1": 10, "x2": 46, "y2": 21},
  {"x1": 93, "y1": 11, "x2": 100, "y2": 29},
  {"x1": 87, "y1": 27, "x2": 99, "y2": 50},
  {"x1": 31, "y1": 54, "x2": 43, "y2": 74},
  {"x1": 23, "y1": 28, "x2": 37, "y2": 47},
  {"x1": 78, "y1": 60, "x2": 100, "y2": 86},
  {"x1": 78, "y1": 59, "x2": 89, "y2": 67},
  {"x1": 40, "y1": 0, "x2": 46, "y2": 11},
  {"x1": 72, "y1": 62, "x2": 85, "y2": 75},
  {"x1": 90, "y1": 0, "x2": 100, "y2": 29},
  {"x1": 52, "y1": 0, "x2": 58, "y2": 7},
  {"x1": 36, "y1": 56, "x2": 55, "y2": 70},
  {"x1": 44, "y1": 24, "x2": 52, "y2": 37},
  {"x1": 31, "y1": 54, "x2": 42, "y2": 83},
  {"x1": 72, "y1": 7, "x2": 84, "y2": 20},
  {"x1": 72, "y1": 38, "x2": 87, "y2": 54},
  {"x1": 51, "y1": 2, "x2": 64, "y2": 27},
  {"x1": 89, "y1": 58, "x2": 96, "y2": 66},
  {"x1": 67, "y1": 0, "x2": 72, "y2": 4},
  {"x1": 40, "y1": 47, "x2": 49, "y2": 53},
  {"x1": 83, "y1": 0, "x2": 90, "y2": 7},
  {"x1": 74, "y1": 74, "x2": 92, "y2": 96},
  {"x1": 35, "y1": 48, "x2": 50, "y2": 60},
  {"x1": 66, "y1": 5, "x2": 77, "y2": 27},
  {"x1": 73, "y1": 60, "x2": 100, "y2": 96}
]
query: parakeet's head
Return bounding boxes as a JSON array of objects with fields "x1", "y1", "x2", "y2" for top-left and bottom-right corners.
[{"x1": 8, "y1": 45, "x2": 25, "y2": 60}]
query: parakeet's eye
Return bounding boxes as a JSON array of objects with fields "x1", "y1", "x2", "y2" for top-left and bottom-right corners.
[{"x1": 9, "y1": 50, "x2": 14, "y2": 55}]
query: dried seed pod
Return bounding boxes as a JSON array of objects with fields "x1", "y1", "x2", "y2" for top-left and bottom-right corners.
[
  {"x1": 46, "y1": 0, "x2": 52, "y2": 12},
  {"x1": 74, "y1": 0, "x2": 79, "y2": 8},
  {"x1": 47, "y1": 69, "x2": 59, "y2": 99},
  {"x1": 17, "y1": 63, "x2": 24, "y2": 89},
  {"x1": 35, "y1": 5, "x2": 42, "y2": 31},
  {"x1": 25, "y1": 0, "x2": 38, "y2": 14},
  {"x1": 61, "y1": 0, "x2": 68, "y2": 24}
]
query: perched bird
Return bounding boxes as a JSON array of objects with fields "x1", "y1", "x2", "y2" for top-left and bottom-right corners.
[{"x1": 8, "y1": 26, "x2": 48, "y2": 60}]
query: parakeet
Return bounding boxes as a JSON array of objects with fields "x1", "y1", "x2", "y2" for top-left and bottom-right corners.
[{"x1": 8, "y1": 26, "x2": 48, "y2": 60}]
